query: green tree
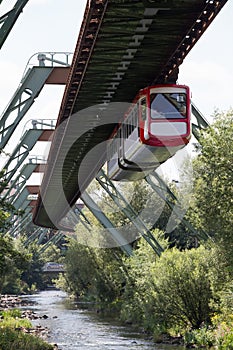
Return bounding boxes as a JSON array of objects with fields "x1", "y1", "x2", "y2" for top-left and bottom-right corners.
[
  {"x1": 191, "y1": 110, "x2": 233, "y2": 267},
  {"x1": 63, "y1": 237, "x2": 126, "y2": 303},
  {"x1": 0, "y1": 236, "x2": 29, "y2": 293}
]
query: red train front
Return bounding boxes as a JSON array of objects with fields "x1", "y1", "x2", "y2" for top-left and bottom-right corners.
[{"x1": 107, "y1": 84, "x2": 191, "y2": 181}]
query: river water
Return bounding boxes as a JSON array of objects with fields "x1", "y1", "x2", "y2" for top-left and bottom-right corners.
[{"x1": 22, "y1": 290, "x2": 184, "y2": 350}]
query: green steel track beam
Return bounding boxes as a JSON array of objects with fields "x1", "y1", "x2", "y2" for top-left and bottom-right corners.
[
  {"x1": 96, "y1": 169, "x2": 164, "y2": 256},
  {"x1": 81, "y1": 191, "x2": 133, "y2": 257},
  {"x1": 0, "y1": 0, "x2": 29, "y2": 49}
]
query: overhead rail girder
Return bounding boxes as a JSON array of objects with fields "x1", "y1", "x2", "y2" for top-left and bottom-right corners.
[
  {"x1": 81, "y1": 192, "x2": 133, "y2": 256},
  {"x1": 0, "y1": 0, "x2": 29, "y2": 49},
  {"x1": 96, "y1": 169, "x2": 164, "y2": 256}
]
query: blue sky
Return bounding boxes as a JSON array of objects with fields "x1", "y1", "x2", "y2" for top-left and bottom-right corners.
[
  {"x1": 0, "y1": 0, "x2": 232, "y2": 176},
  {"x1": 1, "y1": 0, "x2": 232, "y2": 121}
]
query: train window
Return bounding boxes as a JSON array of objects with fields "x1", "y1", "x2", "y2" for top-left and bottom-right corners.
[
  {"x1": 140, "y1": 98, "x2": 147, "y2": 121},
  {"x1": 124, "y1": 102, "x2": 139, "y2": 138},
  {"x1": 150, "y1": 92, "x2": 187, "y2": 119}
]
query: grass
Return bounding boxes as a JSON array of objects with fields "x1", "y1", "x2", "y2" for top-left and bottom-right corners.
[{"x1": 0, "y1": 309, "x2": 54, "y2": 350}]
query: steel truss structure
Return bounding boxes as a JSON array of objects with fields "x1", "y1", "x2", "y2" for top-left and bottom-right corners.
[{"x1": 0, "y1": 0, "x2": 29, "y2": 49}]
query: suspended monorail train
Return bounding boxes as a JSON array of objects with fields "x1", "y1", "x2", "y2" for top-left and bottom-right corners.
[{"x1": 107, "y1": 84, "x2": 191, "y2": 181}]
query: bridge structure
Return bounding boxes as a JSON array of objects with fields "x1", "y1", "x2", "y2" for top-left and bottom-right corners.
[
  {"x1": 42, "y1": 262, "x2": 65, "y2": 274},
  {"x1": 0, "y1": 0, "x2": 228, "y2": 255},
  {"x1": 33, "y1": 0, "x2": 227, "y2": 229}
]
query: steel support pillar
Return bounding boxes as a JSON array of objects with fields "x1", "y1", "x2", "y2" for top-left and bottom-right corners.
[
  {"x1": 8, "y1": 211, "x2": 32, "y2": 237},
  {"x1": 0, "y1": 51, "x2": 71, "y2": 150},
  {"x1": 0, "y1": 0, "x2": 29, "y2": 49},
  {"x1": 37, "y1": 229, "x2": 49, "y2": 244},
  {"x1": 38, "y1": 232, "x2": 64, "y2": 254},
  {"x1": 145, "y1": 172, "x2": 209, "y2": 240},
  {"x1": 0, "y1": 67, "x2": 54, "y2": 149},
  {"x1": 1, "y1": 121, "x2": 54, "y2": 191},
  {"x1": 3, "y1": 161, "x2": 41, "y2": 202},
  {"x1": 2, "y1": 204, "x2": 31, "y2": 235},
  {"x1": 191, "y1": 102, "x2": 209, "y2": 140},
  {"x1": 81, "y1": 192, "x2": 133, "y2": 256},
  {"x1": 96, "y1": 169, "x2": 164, "y2": 256},
  {"x1": 23, "y1": 227, "x2": 43, "y2": 247}
]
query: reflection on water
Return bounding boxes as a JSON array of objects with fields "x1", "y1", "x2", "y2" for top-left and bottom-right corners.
[{"x1": 22, "y1": 290, "x2": 184, "y2": 350}]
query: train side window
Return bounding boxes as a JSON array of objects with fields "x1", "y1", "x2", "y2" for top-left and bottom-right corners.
[{"x1": 141, "y1": 98, "x2": 147, "y2": 121}]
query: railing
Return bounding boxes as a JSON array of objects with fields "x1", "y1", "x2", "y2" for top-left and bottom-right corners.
[{"x1": 22, "y1": 51, "x2": 73, "y2": 78}]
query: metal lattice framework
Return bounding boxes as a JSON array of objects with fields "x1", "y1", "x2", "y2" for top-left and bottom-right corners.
[
  {"x1": 0, "y1": 52, "x2": 71, "y2": 150},
  {"x1": 96, "y1": 169, "x2": 164, "y2": 256},
  {"x1": 0, "y1": 0, "x2": 29, "y2": 49}
]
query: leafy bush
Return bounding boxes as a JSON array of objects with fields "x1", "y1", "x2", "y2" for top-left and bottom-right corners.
[
  {"x1": 0, "y1": 327, "x2": 54, "y2": 350},
  {"x1": 1, "y1": 309, "x2": 22, "y2": 319},
  {"x1": 184, "y1": 327, "x2": 214, "y2": 348},
  {"x1": 149, "y1": 245, "x2": 221, "y2": 331},
  {"x1": 218, "y1": 331, "x2": 233, "y2": 349}
]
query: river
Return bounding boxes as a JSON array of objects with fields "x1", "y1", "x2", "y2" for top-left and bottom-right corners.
[{"x1": 22, "y1": 290, "x2": 184, "y2": 350}]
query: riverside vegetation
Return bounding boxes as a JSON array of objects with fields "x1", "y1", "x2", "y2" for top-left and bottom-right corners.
[
  {"x1": 0, "y1": 309, "x2": 54, "y2": 350},
  {"x1": 0, "y1": 110, "x2": 232, "y2": 348}
]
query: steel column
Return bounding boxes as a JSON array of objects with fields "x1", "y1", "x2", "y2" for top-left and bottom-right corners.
[
  {"x1": 191, "y1": 102, "x2": 210, "y2": 140},
  {"x1": 145, "y1": 172, "x2": 209, "y2": 240},
  {"x1": 96, "y1": 170, "x2": 164, "y2": 256},
  {"x1": 81, "y1": 192, "x2": 133, "y2": 257},
  {"x1": 0, "y1": 67, "x2": 54, "y2": 149},
  {"x1": 0, "y1": 0, "x2": 29, "y2": 49}
]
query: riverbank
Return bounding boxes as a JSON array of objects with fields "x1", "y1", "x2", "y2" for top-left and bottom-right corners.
[{"x1": 0, "y1": 294, "x2": 59, "y2": 350}]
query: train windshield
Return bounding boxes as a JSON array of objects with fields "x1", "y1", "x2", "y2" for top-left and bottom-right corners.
[{"x1": 150, "y1": 92, "x2": 187, "y2": 119}]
